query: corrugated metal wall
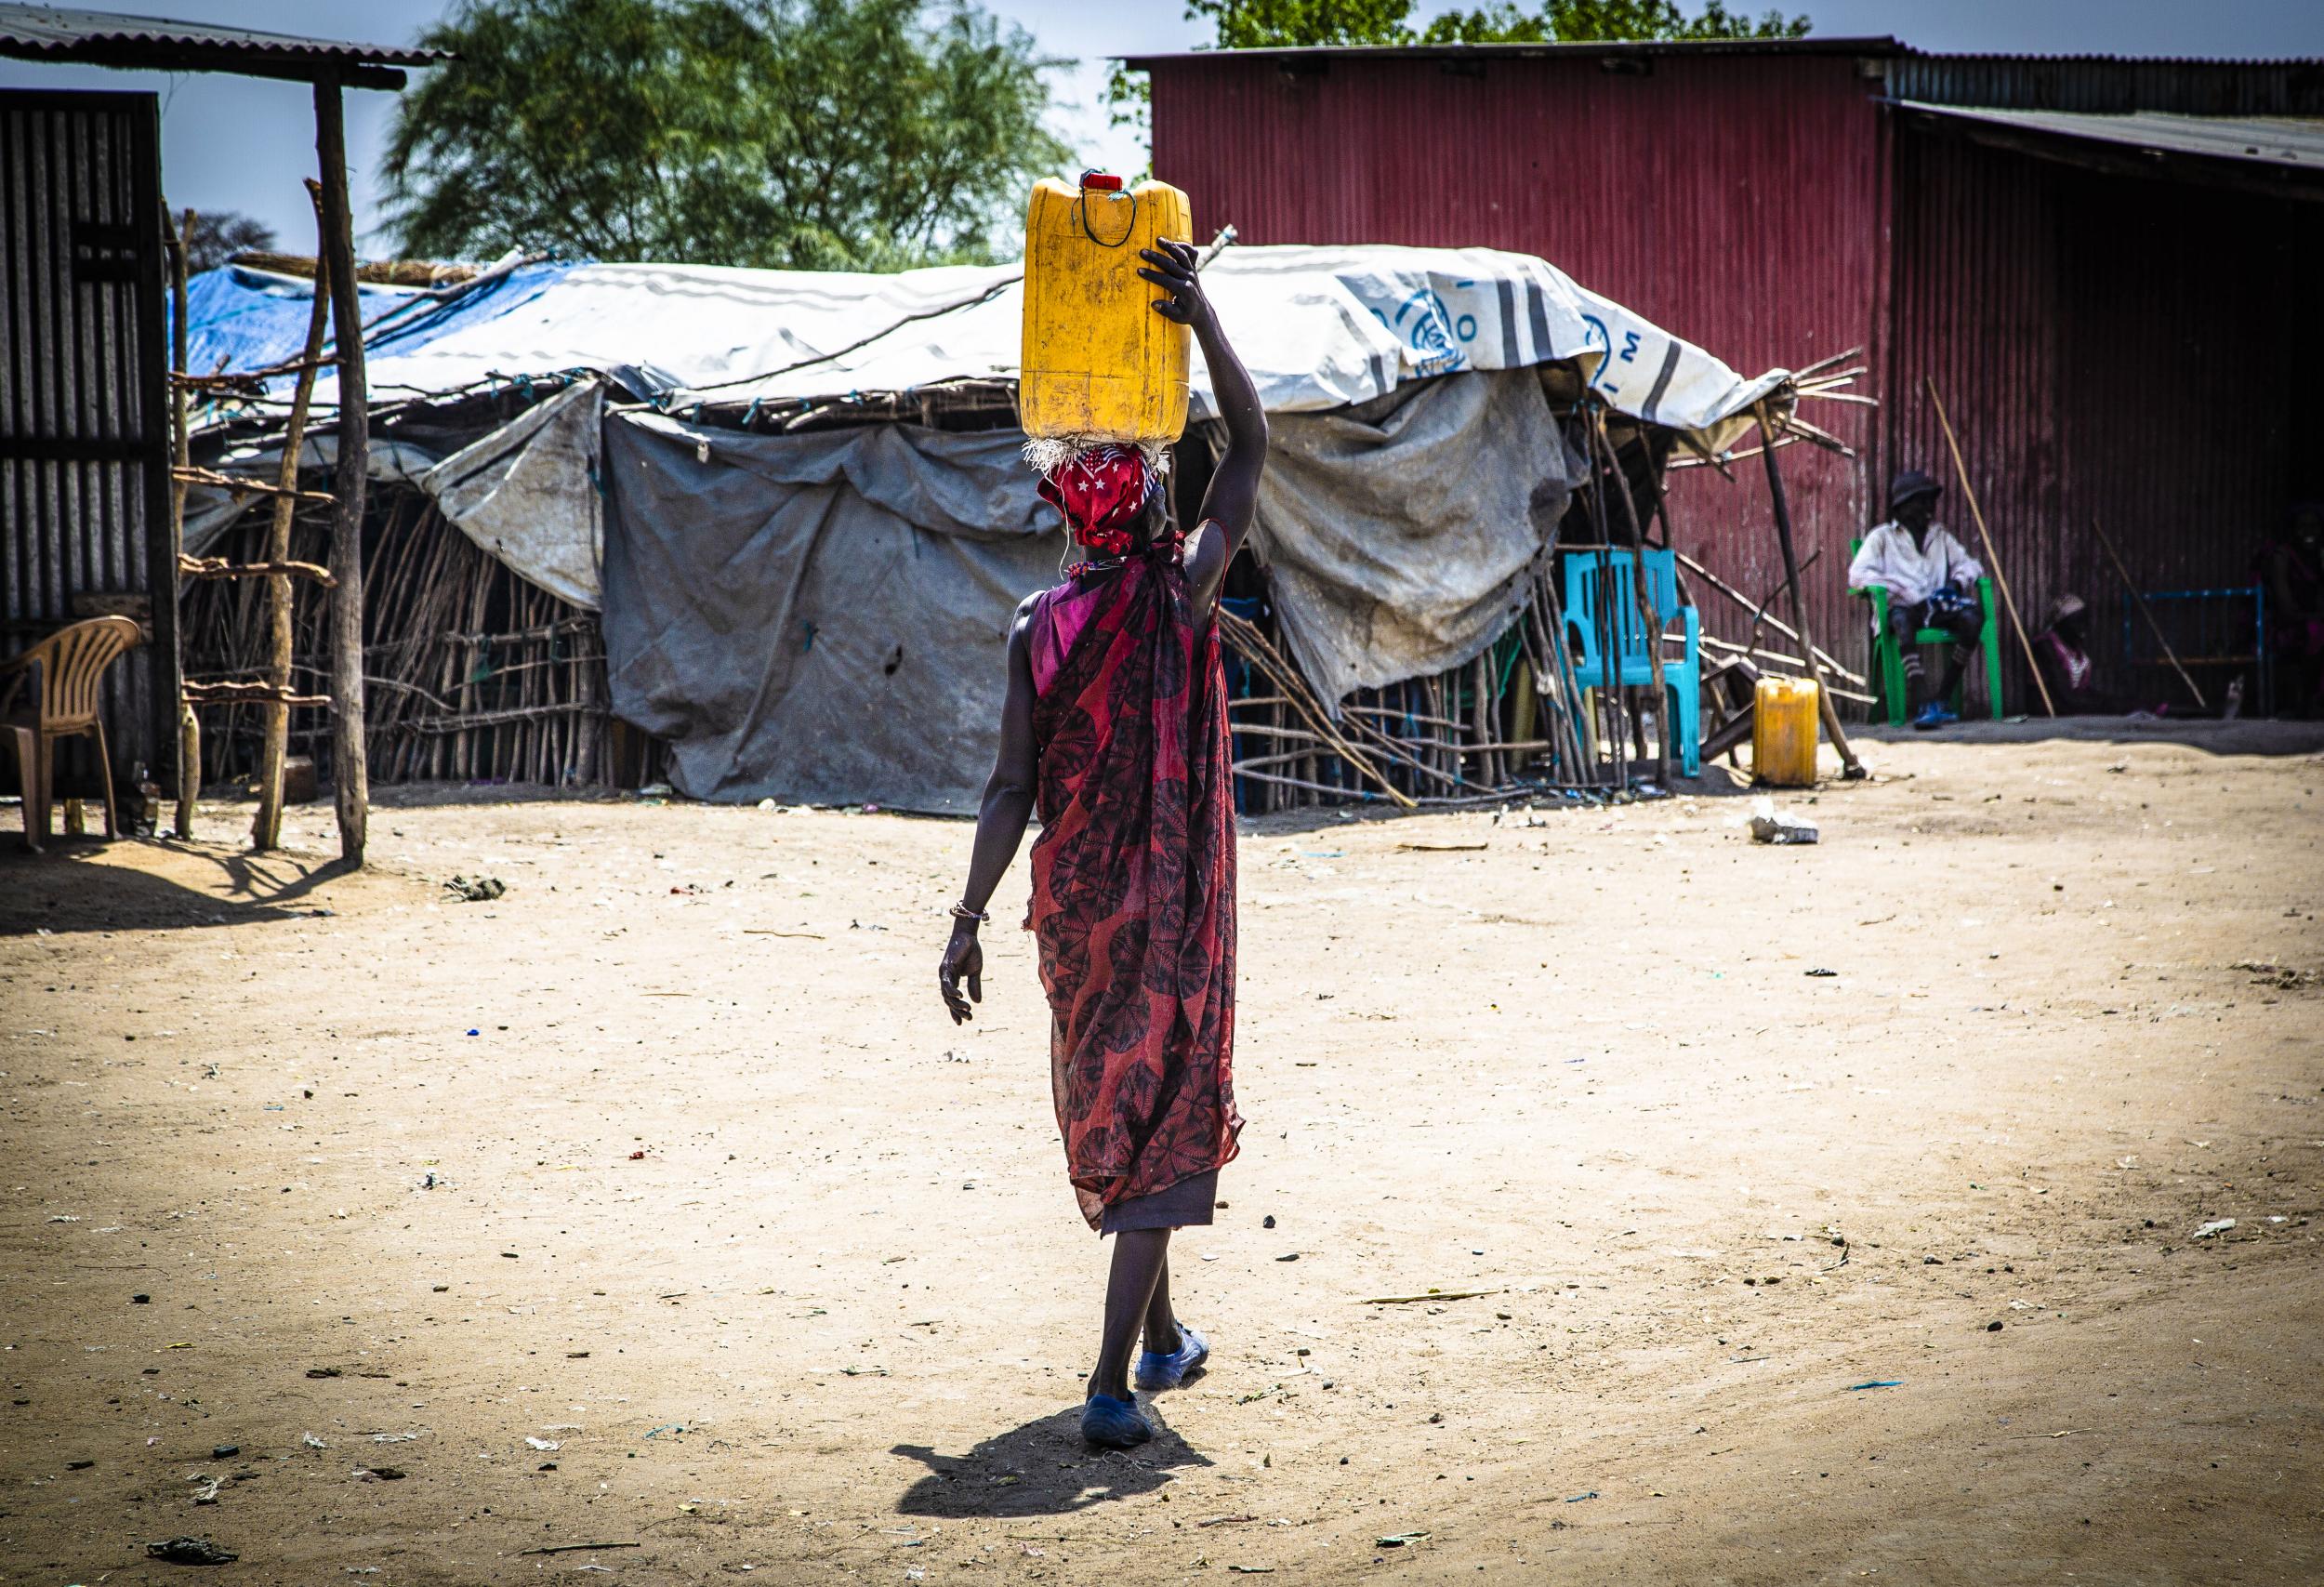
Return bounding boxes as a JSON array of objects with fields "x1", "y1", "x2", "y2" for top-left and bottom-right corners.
[
  {"x1": 1146, "y1": 50, "x2": 1891, "y2": 694},
  {"x1": 1148, "y1": 48, "x2": 2321, "y2": 717},
  {"x1": 1884, "y1": 120, "x2": 2310, "y2": 712},
  {"x1": 1, "y1": 88, "x2": 175, "y2": 784}
]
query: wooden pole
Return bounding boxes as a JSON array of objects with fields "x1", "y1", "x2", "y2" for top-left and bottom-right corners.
[
  {"x1": 175, "y1": 704, "x2": 199, "y2": 840},
  {"x1": 1753, "y1": 403, "x2": 1862, "y2": 778},
  {"x1": 165, "y1": 205, "x2": 193, "y2": 836},
  {"x1": 1592, "y1": 410, "x2": 1671, "y2": 787},
  {"x1": 1533, "y1": 582, "x2": 1589, "y2": 783},
  {"x1": 1924, "y1": 377, "x2": 2054, "y2": 718},
  {"x1": 1576, "y1": 419, "x2": 1625, "y2": 789},
  {"x1": 315, "y1": 78, "x2": 370, "y2": 863},
  {"x1": 168, "y1": 208, "x2": 193, "y2": 538},
  {"x1": 2091, "y1": 515, "x2": 2206, "y2": 711},
  {"x1": 252, "y1": 180, "x2": 334, "y2": 853}
]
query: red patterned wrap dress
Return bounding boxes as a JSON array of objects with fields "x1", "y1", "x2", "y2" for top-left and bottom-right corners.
[{"x1": 1024, "y1": 545, "x2": 1242, "y2": 1233}]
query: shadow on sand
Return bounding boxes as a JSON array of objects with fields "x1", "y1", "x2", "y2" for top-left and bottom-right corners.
[
  {"x1": 891, "y1": 1403, "x2": 1214, "y2": 1518},
  {"x1": 0, "y1": 836, "x2": 353, "y2": 935}
]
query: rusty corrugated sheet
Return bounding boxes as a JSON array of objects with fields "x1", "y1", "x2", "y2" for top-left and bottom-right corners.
[
  {"x1": 1889, "y1": 52, "x2": 2324, "y2": 116},
  {"x1": 1, "y1": 87, "x2": 175, "y2": 781},
  {"x1": 1884, "y1": 118, "x2": 2309, "y2": 712},
  {"x1": 1147, "y1": 45, "x2": 2323, "y2": 718},
  {"x1": 1148, "y1": 48, "x2": 1889, "y2": 692}
]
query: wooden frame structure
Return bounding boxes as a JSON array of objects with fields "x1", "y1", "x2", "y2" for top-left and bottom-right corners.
[{"x1": 0, "y1": 5, "x2": 450, "y2": 866}]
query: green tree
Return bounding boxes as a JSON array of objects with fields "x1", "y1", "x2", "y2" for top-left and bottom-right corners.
[
  {"x1": 1187, "y1": 0, "x2": 1416, "y2": 47},
  {"x1": 184, "y1": 210, "x2": 279, "y2": 274},
  {"x1": 1431, "y1": 0, "x2": 1809, "y2": 42},
  {"x1": 1109, "y1": 0, "x2": 1807, "y2": 131},
  {"x1": 385, "y1": 0, "x2": 1070, "y2": 271}
]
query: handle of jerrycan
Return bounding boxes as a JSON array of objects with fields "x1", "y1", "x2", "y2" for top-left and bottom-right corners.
[{"x1": 1076, "y1": 169, "x2": 1138, "y2": 249}]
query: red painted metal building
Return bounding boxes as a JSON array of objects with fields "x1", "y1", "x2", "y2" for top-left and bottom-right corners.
[{"x1": 1130, "y1": 38, "x2": 2324, "y2": 715}]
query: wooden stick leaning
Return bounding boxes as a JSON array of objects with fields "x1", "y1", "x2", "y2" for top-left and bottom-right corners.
[
  {"x1": 185, "y1": 681, "x2": 333, "y2": 707},
  {"x1": 168, "y1": 208, "x2": 194, "y2": 542},
  {"x1": 1523, "y1": 585, "x2": 1590, "y2": 785},
  {"x1": 1578, "y1": 430, "x2": 1626, "y2": 789},
  {"x1": 1745, "y1": 548, "x2": 1820, "y2": 675},
  {"x1": 2091, "y1": 515, "x2": 2206, "y2": 711},
  {"x1": 179, "y1": 556, "x2": 337, "y2": 586},
  {"x1": 1673, "y1": 551, "x2": 1865, "y2": 686},
  {"x1": 1752, "y1": 403, "x2": 1861, "y2": 777},
  {"x1": 169, "y1": 465, "x2": 334, "y2": 505},
  {"x1": 166, "y1": 205, "x2": 196, "y2": 840},
  {"x1": 1214, "y1": 610, "x2": 1416, "y2": 809},
  {"x1": 253, "y1": 179, "x2": 336, "y2": 853},
  {"x1": 1924, "y1": 377, "x2": 2054, "y2": 717},
  {"x1": 1537, "y1": 575, "x2": 1598, "y2": 785},
  {"x1": 1593, "y1": 408, "x2": 1670, "y2": 786},
  {"x1": 1790, "y1": 345, "x2": 1864, "y2": 380}
]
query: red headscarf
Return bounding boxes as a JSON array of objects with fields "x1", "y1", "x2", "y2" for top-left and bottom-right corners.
[{"x1": 1037, "y1": 444, "x2": 1156, "y2": 555}]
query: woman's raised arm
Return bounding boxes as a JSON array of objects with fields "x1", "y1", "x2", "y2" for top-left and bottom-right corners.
[{"x1": 1138, "y1": 241, "x2": 1267, "y2": 621}]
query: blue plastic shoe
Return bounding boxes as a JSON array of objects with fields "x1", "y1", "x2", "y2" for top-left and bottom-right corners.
[
  {"x1": 1080, "y1": 1393, "x2": 1152, "y2": 1448},
  {"x1": 1133, "y1": 1321, "x2": 1210, "y2": 1392},
  {"x1": 1912, "y1": 700, "x2": 1958, "y2": 731}
]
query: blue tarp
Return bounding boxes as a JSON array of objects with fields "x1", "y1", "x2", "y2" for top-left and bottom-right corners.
[{"x1": 171, "y1": 260, "x2": 576, "y2": 384}]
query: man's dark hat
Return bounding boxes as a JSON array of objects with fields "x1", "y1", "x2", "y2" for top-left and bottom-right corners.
[{"x1": 1888, "y1": 469, "x2": 1942, "y2": 510}]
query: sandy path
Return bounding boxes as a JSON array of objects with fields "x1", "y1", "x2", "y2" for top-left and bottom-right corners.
[{"x1": 4, "y1": 723, "x2": 2320, "y2": 1584}]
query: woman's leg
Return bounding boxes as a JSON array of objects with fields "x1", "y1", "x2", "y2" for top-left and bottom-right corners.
[
  {"x1": 1143, "y1": 1251, "x2": 1182, "y2": 1356},
  {"x1": 1089, "y1": 1227, "x2": 1170, "y2": 1401}
]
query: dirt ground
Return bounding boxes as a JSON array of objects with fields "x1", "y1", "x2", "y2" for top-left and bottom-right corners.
[{"x1": 4, "y1": 721, "x2": 2322, "y2": 1586}]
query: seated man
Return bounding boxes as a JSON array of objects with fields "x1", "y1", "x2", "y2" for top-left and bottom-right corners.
[{"x1": 1849, "y1": 469, "x2": 1987, "y2": 728}]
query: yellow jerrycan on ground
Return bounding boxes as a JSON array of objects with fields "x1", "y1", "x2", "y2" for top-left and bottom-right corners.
[
  {"x1": 1752, "y1": 676, "x2": 1821, "y2": 787},
  {"x1": 1020, "y1": 173, "x2": 1193, "y2": 446}
]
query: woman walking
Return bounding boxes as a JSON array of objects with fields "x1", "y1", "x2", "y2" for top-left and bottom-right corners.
[{"x1": 937, "y1": 240, "x2": 1267, "y2": 1449}]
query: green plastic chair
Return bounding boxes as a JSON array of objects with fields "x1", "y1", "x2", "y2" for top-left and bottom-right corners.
[{"x1": 1849, "y1": 536, "x2": 2004, "y2": 724}]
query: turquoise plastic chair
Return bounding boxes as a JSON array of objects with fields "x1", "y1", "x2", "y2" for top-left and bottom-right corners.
[{"x1": 1563, "y1": 547, "x2": 1701, "y2": 777}]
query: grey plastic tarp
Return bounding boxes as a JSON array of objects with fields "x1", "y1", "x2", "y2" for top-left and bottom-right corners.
[
  {"x1": 601, "y1": 410, "x2": 1062, "y2": 812},
  {"x1": 600, "y1": 366, "x2": 1583, "y2": 811},
  {"x1": 1247, "y1": 369, "x2": 1581, "y2": 706},
  {"x1": 417, "y1": 378, "x2": 604, "y2": 610}
]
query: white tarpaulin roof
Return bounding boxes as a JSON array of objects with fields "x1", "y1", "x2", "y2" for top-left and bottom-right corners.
[{"x1": 302, "y1": 245, "x2": 1788, "y2": 453}]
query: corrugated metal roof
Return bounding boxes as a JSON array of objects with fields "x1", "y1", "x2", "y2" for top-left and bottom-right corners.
[
  {"x1": 1895, "y1": 101, "x2": 2324, "y2": 174},
  {"x1": 1891, "y1": 52, "x2": 2324, "y2": 117},
  {"x1": 1121, "y1": 35, "x2": 1903, "y2": 67},
  {"x1": 0, "y1": 4, "x2": 444, "y2": 72}
]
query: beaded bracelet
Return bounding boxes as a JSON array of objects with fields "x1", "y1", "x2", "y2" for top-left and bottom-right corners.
[{"x1": 949, "y1": 902, "x2": 989, "y2": 924}]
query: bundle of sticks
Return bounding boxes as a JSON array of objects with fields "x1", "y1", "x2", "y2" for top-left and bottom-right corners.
[{"x1": 1668, "y1": 346, "x2": 1867, "y2": 472}]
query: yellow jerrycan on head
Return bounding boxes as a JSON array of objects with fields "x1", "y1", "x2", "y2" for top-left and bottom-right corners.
[{"x1": 1020, "y1": 172, "x2": 1193, "y2": 447}]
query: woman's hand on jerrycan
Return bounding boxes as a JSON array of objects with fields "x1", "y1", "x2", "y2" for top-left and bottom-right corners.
[{"x1": 1138, "y1": 241, "x2": 1212, "y2": 329}]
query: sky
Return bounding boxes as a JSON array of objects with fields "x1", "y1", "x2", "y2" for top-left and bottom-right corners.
[{"x1": 3, "y1": 0, "x2": 2320, "y2": 254}]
